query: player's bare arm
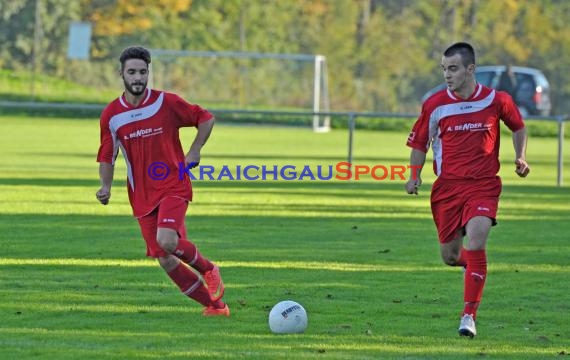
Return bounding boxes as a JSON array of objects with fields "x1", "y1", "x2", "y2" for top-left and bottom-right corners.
[
  {"x1": 512, "y1": 127, "x2": 530, "y2": 177},
  {"x1": 405, "y1": 148, "x2": 426, "y2": 195},
  {"x1": 185, "y1": 117, "x2": 215, "y2": 168},
  {"x1": 96, "y1": 162, "x2": 114, "y2": 205}
]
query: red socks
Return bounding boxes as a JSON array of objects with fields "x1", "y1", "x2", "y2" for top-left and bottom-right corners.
[
  {"x1": 463, "y1": 249, "x2": 487, "y2": 319},
  {"x1": 174, "y1": 238, "x2": 214, "y2": 273},
  {"x1": 167, "y1": 262, "x2": 213, "y2": 307}
]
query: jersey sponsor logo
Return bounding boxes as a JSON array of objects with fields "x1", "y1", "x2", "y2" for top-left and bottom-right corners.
[
  {"x1": 446, "y1": 122, "x2": 492, "y2": 133},
  {"x1": 458, "y1": 122, "x2": 482, "y2": 130},
  {"x1": 129, "y1": 128, "x2": 152, "y2": 138},
  {"x1": 124, "y1": 127, "x2": 164, "y2": 140}
]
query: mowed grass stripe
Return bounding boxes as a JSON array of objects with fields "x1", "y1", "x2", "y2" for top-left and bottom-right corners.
[{"x1": 0, "y1": 258, "x2": 568, "y2": 273}]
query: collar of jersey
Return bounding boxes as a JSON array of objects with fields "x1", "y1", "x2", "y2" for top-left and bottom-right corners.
[
  {"x1": 446, "y1": 83, "x2": 483, "y2": 101},
  {"x1": 119, "y1": 88, "x2": 153, "y2": 109}
]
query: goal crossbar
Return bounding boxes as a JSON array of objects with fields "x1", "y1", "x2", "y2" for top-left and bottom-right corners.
[{"x1": 149, "y1": 49, "x2": 330, "y2": 132}]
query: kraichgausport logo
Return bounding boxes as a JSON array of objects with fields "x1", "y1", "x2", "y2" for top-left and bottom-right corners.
[{"x1": 147, "y1": 162, "x2": 421, "y2": 181}]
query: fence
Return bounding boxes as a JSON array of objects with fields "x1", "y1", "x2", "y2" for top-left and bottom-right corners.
[
  {"x1": 188, "y1": 108, "x2": 566, "y2": 186},
  {"x1": 0, "y1": 101, "x2": 567, "y2": 186}
]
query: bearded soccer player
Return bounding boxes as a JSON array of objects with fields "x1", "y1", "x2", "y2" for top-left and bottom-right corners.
[
  {"x1": 405, "y1": 42, "x2": 529, "y2": 337},
  {"x1": 96, "y1": 46, "x2": 229, "y2": 317}
]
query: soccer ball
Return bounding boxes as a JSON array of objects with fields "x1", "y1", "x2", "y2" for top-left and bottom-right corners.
[{"x1": 268, "y1": 300, "x2": 308, "y2": 334}]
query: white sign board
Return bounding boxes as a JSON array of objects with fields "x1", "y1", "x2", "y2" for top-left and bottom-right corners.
[{"x1": 67, "y1": 21, "x2": 92, "y2": 60}]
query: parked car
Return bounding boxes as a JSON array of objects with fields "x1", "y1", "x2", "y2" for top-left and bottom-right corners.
[{"x1": 422, "y1": 65, "x2": 552, "y2": 116}]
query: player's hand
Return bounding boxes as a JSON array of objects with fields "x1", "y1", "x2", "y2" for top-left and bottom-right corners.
[
  {"x1": 185, "y1": 149, "x2": 200, "y2": 168},
  {"x1": 515, "y1": 158, "x2": 530, "y2": 177},
  {"x1": 405, "y1": 178, "x2": 422, "y2": 195},
  {"x1": 96, "y1": 187, "x2": 111, "y2": 205}
]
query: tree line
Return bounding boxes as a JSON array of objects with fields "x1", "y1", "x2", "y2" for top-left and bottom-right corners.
[{"x1": 1, "y1": 0, "x2": 569, "y2": 114}]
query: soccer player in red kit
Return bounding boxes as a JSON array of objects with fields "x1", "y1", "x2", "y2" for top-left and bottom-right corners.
[
  {"x1": 405, "y1": 42, "x2": 530, "y2": 337},
  {"x1": 96, "y1": 46, "x2": 229, "y2": 317}
]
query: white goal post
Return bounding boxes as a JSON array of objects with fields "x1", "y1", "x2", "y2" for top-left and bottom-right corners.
[{"x1": 149, "y1": 49, "x2": 330, "y2": 132}]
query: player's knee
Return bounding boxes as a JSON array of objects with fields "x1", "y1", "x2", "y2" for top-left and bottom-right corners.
[
  {"x1": 156, "y1": 229, "x2": 178, "y2": 253},
  {"x1": 466, "y1": 217, "x2": 492, "y2": 243}
]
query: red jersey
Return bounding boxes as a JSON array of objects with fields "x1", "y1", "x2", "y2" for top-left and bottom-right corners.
[
  {"x1": 407, "y1": 84, "x2": 525, "y2": 180},
  {"x1": 97, "y1": 89, "x2": 213, "y2": 217}
]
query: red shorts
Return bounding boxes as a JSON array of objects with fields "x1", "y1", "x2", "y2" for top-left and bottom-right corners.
[
  {"x1": 137, "y1": 196, "x2": 188, "y2": 258},
  {"x1": 430, "y1": 177, "x2": 502, "y2": 243}
]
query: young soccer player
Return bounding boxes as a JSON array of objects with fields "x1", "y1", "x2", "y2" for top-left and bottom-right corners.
[
  {"x1": 96, "y1": 46, "x2": 229, "y2": 317},
  {"x1": 405, "y1": 42, "x2": 530, "y2": 337}
]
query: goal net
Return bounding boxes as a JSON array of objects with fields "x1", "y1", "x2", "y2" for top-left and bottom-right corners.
[{"x1": 149, "y1": 49, "x2": 330, "y2": 132}]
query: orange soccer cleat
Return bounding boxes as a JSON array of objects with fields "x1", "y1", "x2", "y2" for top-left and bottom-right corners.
[
  {"x1": 202, "y1": 303, "x2": 230, "y2": 317},
  {"x1": 203, "y1": 265, "x2": 225, "y2": 301}
]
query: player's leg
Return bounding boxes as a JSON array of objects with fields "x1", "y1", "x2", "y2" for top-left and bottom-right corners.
[
  {"x1": 138, "y1": 209, "x2": 228, "y2": 316},
  {"x1": 462, "y1": 216, "x2": 492, "y2": 316},
  {"x1": 174, "y1": 231, "x2": 215, "y2": 274},
  {"x1": 165, "y1": 227, "x2": 225, "y2": 301},
  {"x1": 157, "y1": 253, "x2": 227, "y2": 312},
  {"x1": 457, "y1": 215, "x2": 492, "y2": 338},
  {"x1": 157, "y1": 253, "x2": 210, "y2": 306},
  {"x1": 459, "y1": 178, "x2": 502, "y2": 336},
  {"x1": 439, "y1": 229, "x2": 467, "y2": 267},
  {"x1": 156, "y1": 197, "x2": 225, "y2": 301},
  {"x1": 432, "y1": 179, "x2": 475, "y2": 336},
  {"x1": 431, "y1": 179, "x2": 468, "y2": 267},
  {"x1": 177, "y1": 225, "x2": 225, "y2": 302},
  {"x1": 156, "y1": 227, "x2": 229, "y2": 316},
  {"x1": 155, "y1": 197, "x2": 213, "y2": 272}
]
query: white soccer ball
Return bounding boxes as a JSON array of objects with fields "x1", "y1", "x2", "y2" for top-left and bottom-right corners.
[{"x1": 268, "y1": 300, "x2": 308, "y2": 334}]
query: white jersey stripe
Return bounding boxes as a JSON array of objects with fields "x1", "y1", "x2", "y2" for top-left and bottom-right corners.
[
  {"x1": 118, "y1": 89, "x2": 152, "y2": 108},
  {"x1": 109, "y1": 90, "x2": 164, "y2": 190},
  {"x1": 119, "y1": 95, "x2": 128, "y2": 108},
  {"x1": 141, "y1": 89, "x2": 152, "y2": 105},
  {"x1": 111, "y1": 130, "x2": 120, "y2": 166},
  {"x1": 432, "y1": 128, "x2": 443, "y2": 176},
  {"x1": 428, "y1": 87, "x2": 495, "y2": 175},
  {"x1": 118, "y1": 142, "x2": 135, "y2": 191},
  {"x1": 109, "y1": 90, "x2": 163, "y2": 133},
  {"x1": 437, "y1": 90, "x2": 495, "y2": 120}
]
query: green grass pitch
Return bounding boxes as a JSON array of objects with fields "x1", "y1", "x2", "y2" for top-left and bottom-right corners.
[{"x1": 0, "y1": 115, "x2": 568, "y2": 359}]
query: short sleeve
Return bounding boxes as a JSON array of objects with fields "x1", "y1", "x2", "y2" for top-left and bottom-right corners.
[
  {"x1": 167, "y1": 93, "x2": 214, "y2": 128},
  {"x1": 406, "y1": 103, "x2": 431, "y2": 153},
  {"x1": 497, "y1": 91, "x2": 525, "y2": 132},
  {"x1": 96, "y1": 107, "x2": 118, "y2": 164}
]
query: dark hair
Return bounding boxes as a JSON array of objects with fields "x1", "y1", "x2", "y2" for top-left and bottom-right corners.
[
  {"x1": 443, "y1": 42, "x2": 475, "y2": 67},
  {"x1": 119, "y1": 46, "x2": 151, "y2": 70}
]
